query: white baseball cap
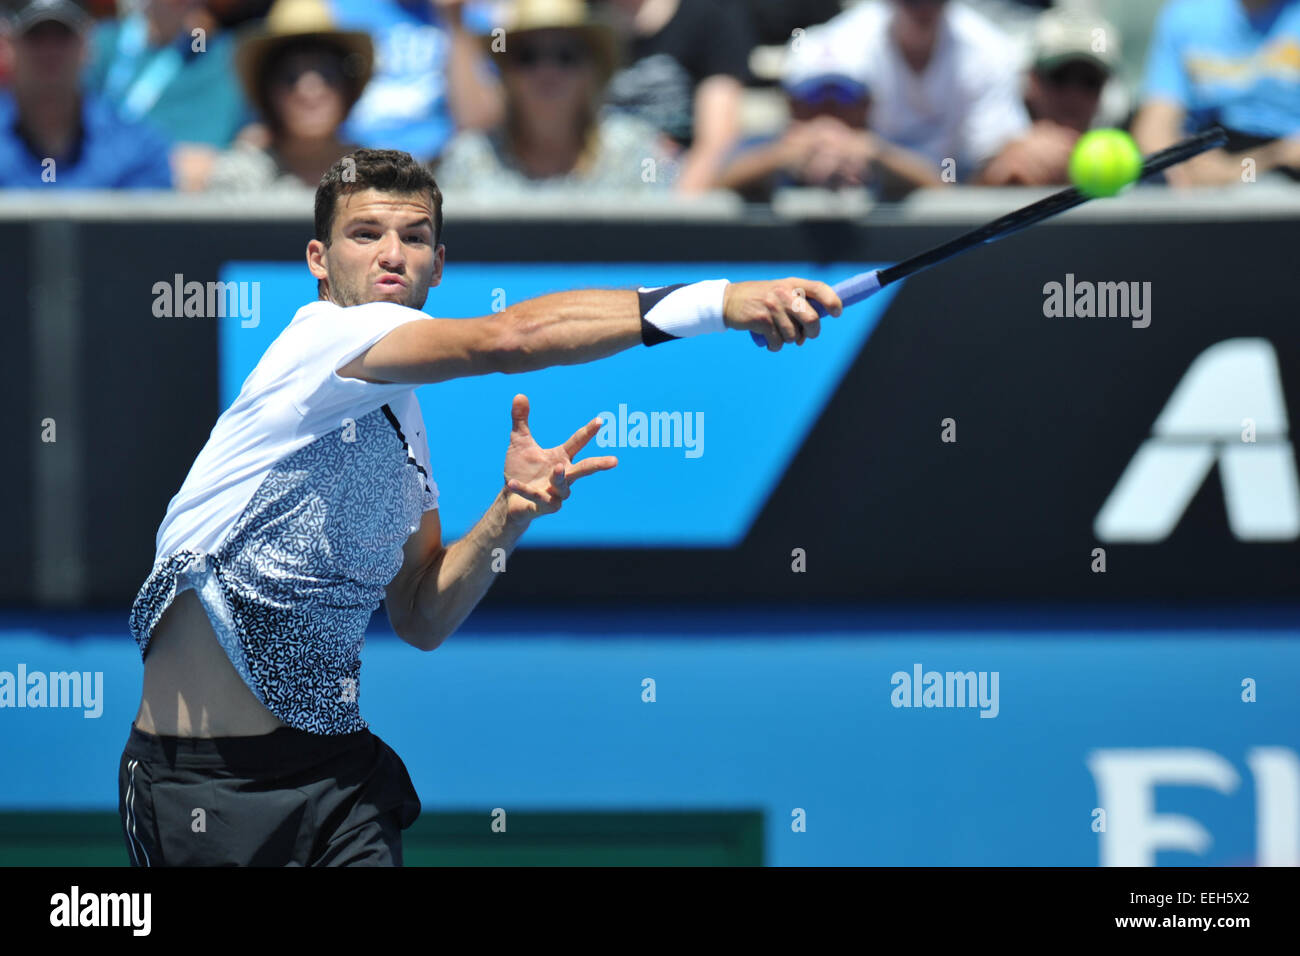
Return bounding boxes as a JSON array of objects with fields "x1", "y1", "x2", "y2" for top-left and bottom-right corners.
[{"x1": 1031, "y1": 8, "x2": 1120, "y2": 75}]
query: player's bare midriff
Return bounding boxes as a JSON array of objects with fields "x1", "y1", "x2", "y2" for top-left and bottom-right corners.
[{"x1": 133, "y1": 588, "x2": 288, "y2": 738}]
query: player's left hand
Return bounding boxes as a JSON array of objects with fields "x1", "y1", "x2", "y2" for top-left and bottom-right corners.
[{"x1": 503, "y1": 394, "x2": 617, "y2": 523}]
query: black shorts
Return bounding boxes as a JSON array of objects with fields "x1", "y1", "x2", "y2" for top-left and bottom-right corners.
[{"x1": 117, "y1": 723, "x2": 422, "y2": 867}]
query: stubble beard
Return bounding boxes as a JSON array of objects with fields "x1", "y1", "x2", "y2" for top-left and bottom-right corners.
[{"x1": 327, "y1": 273, "x2": 422, "y2": 309}]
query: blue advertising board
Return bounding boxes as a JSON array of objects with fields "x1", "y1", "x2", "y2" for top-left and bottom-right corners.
[{"x1": 1, "y1": 610, "x2": 1295, "y2": 866}]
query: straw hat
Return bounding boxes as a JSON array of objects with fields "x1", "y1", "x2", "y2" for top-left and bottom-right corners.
[
  {"x1": 235, "y1": 0, "x2": 374, "y2": 113},
  {"x1": 487, "y1": 0, "x2": 620, "y2": 84}
]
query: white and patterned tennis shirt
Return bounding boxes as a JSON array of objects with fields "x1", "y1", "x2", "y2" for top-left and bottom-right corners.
[{"x1": 129, "y1": 300, "x2": 440, "y2": 735}]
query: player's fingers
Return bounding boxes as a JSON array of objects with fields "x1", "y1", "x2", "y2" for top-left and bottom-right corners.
[
  {"x1": 767, "y1": 291, "x2": 801, "y2": 344},
  {"x1": 785, "y1": 288, "x2": 824, "y2": 342},
  {"x1": 562, "y1": 416, "x2": 604, "y2": 458},
  {"x1": 773, "y1": 309, "x2": 800, "y2": 344},
  {"x1": 519, "y1": 482, "x2": 562, "y2": 511},
  {"x1": 791, "y1": 278, "x2": 842, "y2": 318},
  {"x1": 794, "y1": 295, "x2": 822, "y2": 339},
  {"x1": 776, "y1": 288, "x2": 807, "y2": 346},
  {"x1": 510, "y1": 393, "x2": 531, "y2": 437},
  {"x1": 567, "y1": 455, "x2": 618, "y2": 483},
  {"x1": 505, "y1": 477, "x2": 547, "y2": 506},
  {"x1": 550, "y1": 463, "x2": 571, "y2": 500}
]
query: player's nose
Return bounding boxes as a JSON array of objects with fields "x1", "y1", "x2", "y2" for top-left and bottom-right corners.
[{"x1": 376, "y1": 231, "x2": 406, "y2": 269}]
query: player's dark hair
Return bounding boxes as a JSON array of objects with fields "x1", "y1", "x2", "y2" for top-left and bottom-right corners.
[{"x1": 313, "y1": 149, "x2": 443, "y2": 297}]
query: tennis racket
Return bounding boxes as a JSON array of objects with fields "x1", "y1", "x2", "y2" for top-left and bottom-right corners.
[{"x1": 749, "y1": 126, "x2": 1229, "y2": 347}]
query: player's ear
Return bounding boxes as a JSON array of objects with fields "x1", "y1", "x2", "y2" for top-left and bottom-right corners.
[
  {"x1": 306, "y1": 239, "x2": 328, "y2": 282},
  {"x1": 430, "y1": 243, "x2": 446, "y2": 289}
]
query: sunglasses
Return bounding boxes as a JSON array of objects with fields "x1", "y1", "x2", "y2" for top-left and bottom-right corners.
[
  {"x1": 512, "y1": 41, "x2": 589, "y2": 69},
  {"x1": 1043, "y1": 63, "x2": 1106, "y2": 93},
  {"x1": 271, "y1": 57, "x2": 348, "y2": 89}
]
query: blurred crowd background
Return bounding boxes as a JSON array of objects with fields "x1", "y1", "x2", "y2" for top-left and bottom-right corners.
[{"x1": 0, "y1": 0, "x2": 1296, "y2": 199}]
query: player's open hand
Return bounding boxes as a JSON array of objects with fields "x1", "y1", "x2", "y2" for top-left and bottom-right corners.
[
  {"x1": 723, "y1": 278, "x2": 842, "y2": 351},
  {"x1": 503, "y1": 394, "x2": 617, "y2": 524}
]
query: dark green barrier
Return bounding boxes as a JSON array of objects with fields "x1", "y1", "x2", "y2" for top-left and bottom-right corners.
[{"x1": 0, "y1": 811, "x2": 763, "y2": 866}]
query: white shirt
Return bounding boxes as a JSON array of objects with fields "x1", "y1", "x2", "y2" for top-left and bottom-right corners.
[
  {"x1": 154, "y1": 299, "x2": 439, "y2": 561},
  {"x1": 131, "y1": 299, "x2": 440, "y2": 734},
  {"x1": 806, "y1": 0, "x2": 1030, "y2": 175}
]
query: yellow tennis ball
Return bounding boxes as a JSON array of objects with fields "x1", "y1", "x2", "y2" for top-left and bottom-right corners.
[{"x1": 1068, "y1": 129, "x2": 1143, "y2": 198}]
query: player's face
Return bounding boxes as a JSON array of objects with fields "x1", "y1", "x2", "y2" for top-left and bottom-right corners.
[{"x1": 315, "y1": 189, "x2": 444, "y2": 309}]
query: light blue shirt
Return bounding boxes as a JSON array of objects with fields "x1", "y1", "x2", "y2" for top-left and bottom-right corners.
[
  {"x1": 86, "y1": 13, "x2": 249, "y2": 147},
  {"x1": 1143, "y1": 0, "x2": 1300, "y2": 138},
  {"x1": 328, "y1": 0, "x2": 497, "y2": 161}
]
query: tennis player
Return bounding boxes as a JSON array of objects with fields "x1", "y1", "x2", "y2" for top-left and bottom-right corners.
[{"x1": 119, "y1": 148, "x2": 841, "y2": 866}]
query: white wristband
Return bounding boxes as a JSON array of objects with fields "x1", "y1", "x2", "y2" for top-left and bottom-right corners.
[{"x1": 637, "y1": 279, "x2": 730, "y2": 345}]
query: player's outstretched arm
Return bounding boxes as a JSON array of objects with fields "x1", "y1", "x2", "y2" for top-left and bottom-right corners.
[{"x1": 340, "y1": 278, "x2": 843, "y2": 385}]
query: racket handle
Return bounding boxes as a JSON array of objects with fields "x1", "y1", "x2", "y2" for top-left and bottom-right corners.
[{"x1": 749, "y1": 270, "x2": 883, "y2": 347}]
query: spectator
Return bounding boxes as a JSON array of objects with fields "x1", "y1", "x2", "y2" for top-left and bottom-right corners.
[
  {"x1": 85, "y1": 0, "x2": 247, "y2": 190},
  {"x1": 600, "y1": 0, "x2": 756, "y2": 193},
  {"x1": 1132, "y1": 0, "x2": 1300, "y2": 185},
  {"x1": 0, "y1": 0, "x2": 172, "y2": 188},
  {"x1": 436, "y1": 0, "x2": 669, "y2": 196},
  {"x1": 978, "y1": 8, "x2": 1119, "y2": 186},
  {"x1": 801, "y1": 0, "x2": 1031, "y2": 185},
  {"x1": 718, "y1": 27, "x2": 940, "y2": 200},
  {"x1": 206, "y1": 0, "x2": 372, "y2": 193},
  {"x1": 325, "y1": 0, "x2": 504, "y2": 163}
]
